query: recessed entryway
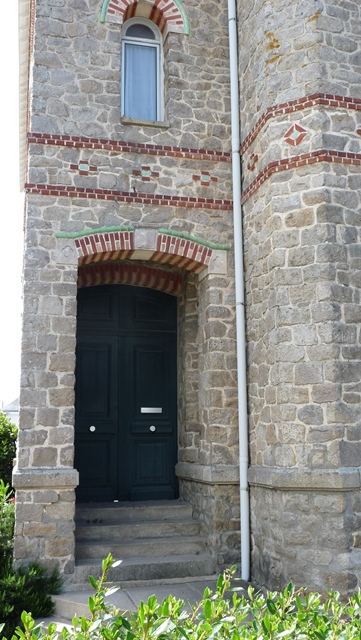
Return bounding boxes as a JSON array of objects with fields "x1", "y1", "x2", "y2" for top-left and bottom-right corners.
[{"x1": 75, "y1": 284, "x2": 178, "y2": 502}]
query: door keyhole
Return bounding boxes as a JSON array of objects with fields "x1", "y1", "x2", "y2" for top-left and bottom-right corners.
[{"x1": 149, "y1": 425, "x2": 156, "y2": 432}]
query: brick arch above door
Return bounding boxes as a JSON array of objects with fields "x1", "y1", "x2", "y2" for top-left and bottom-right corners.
[
  {"x1": 55, "y1": 226, "x2": 229, "y2": 286},
  {"x1": 78, "y1": 262, "x2": 183, "y2": 295}
]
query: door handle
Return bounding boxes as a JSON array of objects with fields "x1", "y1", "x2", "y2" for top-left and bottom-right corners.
[
  {"x1": 149, "y1": 425, "x2": 156, "y2": 432},
  {"x1": 89, "y1": 425, "x2": 96, "y2": 432}
]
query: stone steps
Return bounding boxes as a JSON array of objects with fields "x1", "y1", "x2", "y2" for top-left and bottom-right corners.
[
  {"x1": 76, "y1": 500, "x2": 193, "y2": 523},
  {"x1": 68, "y1": 554, "x2": 217, "y2": 588},
  {"x1": 76, "y1": 535, "x2": 206, "y2": 560},
  {"x1": 72, "y1": 500, "x2": 216, "y2": 587},
  {"x1": 47, "y1": 575, "x2": 224, "y2": 625},
  {"x1": 76, "y1": 519, "x2": 200, "y2": 540}
]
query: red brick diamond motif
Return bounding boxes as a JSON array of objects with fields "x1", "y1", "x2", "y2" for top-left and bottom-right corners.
[
  {"x1": 284, "y1": 123, "x2": 307, "y2": 146},
  {"x1": 247, "y1": 153, "x2": 258, "y2": 171}
]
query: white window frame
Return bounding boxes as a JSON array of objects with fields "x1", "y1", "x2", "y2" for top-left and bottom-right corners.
[{"x1": 121, "y1": 18, "x2": 164, "y2": 122}]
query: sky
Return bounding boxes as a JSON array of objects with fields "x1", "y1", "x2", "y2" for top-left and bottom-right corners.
[{"x1": 0, "y1": 1, "x2": 24, "y2": 407}]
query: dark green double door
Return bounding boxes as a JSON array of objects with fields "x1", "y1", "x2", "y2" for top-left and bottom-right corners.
[{"x1": 75, "y1": 285, "x2": 178, "y2": 502}]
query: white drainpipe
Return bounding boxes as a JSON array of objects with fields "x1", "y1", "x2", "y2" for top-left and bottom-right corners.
[
  {"x1": 19, "y1": 0, "x2": 31, "y2": 189},
  {"x1": 227, "y1": 0, "x2": 250, "y2": 582}
]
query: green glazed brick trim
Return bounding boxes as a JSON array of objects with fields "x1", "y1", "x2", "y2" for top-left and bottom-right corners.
[
  {"x1": 158, "y1": 228, "x2": 229, "y2": 251},
  {"x1": 55, "y1": 226, "x2": 135, "y2": 239},
  {"x1": 173, "y1": 0, "x2": 189, "y2": 35},
  {"x1": 100, "y1": 0, "x2": 110, "y2": 23}
]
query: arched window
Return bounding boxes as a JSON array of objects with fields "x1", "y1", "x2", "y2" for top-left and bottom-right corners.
[{"x1": 121, "y1": 19, "x2": 163, "y2": 122}]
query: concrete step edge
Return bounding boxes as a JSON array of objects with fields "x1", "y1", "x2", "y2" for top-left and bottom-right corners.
[
  {"x1": 76, "y1": 534, "x2": 205, "y2": 547},
  {"x1": 76, "y1": 501, "x2": 192, "y2": 519},
  {"x1": 76, "y1": 544, "x2": 206, "y2": 561},
  {"x1": 75, "y1": 524, "x2": 200, "y2": 541},
  {"x1": 75, "y1": 552, "x2": 215, "y2": 566},
  {"x1": 75, "y1": 518, "x2": 198, "y2": 530},
  {"x1": 61, "y1": 573, "x2": 219, "y2": 592},
  {"x1": 70, "y1": 553, "x2": 217, "y2": 586}
]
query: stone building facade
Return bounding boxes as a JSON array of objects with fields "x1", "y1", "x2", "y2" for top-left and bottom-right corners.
[{"x1": 15, "y1": 0, "x2": 361, "y2": 594}]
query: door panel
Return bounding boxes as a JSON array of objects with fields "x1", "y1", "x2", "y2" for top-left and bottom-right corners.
[
  {"x1": 123, "y1": 286, "x2": 177, "y2": 332},
  {"x1": 75, "y1": 285, "x2": 178, "y2": 502},
  {"x1": 132, "y1": 339, "x2": 172, "y2": 418},
  {"x1": 130, "y1": 438, "x2": 173, "y2": 500},
  {"x1": 76, "y1": 439, "x2": 115, "y2": 499},
  {"x1": 75, "y1": 342, "x2": 114, "y2": 416},
  {"x1": 75, "y1": 336, "x2": 119, "y2": 501},
  {"x1": 77, "y1": 287, "x2": 119, "y2": 331},
  {"x1": 124, "y1": 335, "x2": 177, "y2": 500}
]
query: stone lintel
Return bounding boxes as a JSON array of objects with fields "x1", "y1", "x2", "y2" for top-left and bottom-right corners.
[
  {"x1": 248, "y1": 466, "x2": 361, "y2": 491},
  {"x1": 13, "y1": 468, "x2": 79, "y2": 489},
  {"x1": 176, "y1": 462, "x2": 239, "y2": 484}
]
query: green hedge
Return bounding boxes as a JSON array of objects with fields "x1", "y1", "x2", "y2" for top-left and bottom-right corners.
[
  {"x1": 5, "y1": 555, "x2": 361, "y2": 640},
  {"x1": 0, "y1": 412, "x2": 17, "y2": 488},
  {"x1": 0, "y1": 481, "x2": 15, "y2": 572}
]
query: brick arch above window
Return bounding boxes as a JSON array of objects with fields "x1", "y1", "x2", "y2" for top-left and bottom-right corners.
[{"x1": 100, "y1": 0, "x2": 189, "y2": 36}]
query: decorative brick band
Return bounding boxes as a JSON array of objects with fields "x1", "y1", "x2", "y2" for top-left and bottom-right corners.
[
  {"x1": 242, "y1": 149, "x2": 361, "y2": 204},
  {"x1": 78, "y1": 262, "x2": 182, "y2": 295},
  {"x1": 27, "y1": 133, "x2": 231, "y2": 163},
  {"x1": 241, "y1": 93, "x2": 361, "y2": 154},
  {"x1": 25, "y1": 183, "x2": 232, "y2": 211},
  {"x1": 100, "y1": 0, "x2": 189, "y2": 36}
]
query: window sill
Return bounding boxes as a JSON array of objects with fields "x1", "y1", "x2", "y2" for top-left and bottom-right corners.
[{"x1": 121, "y1": 116, "x2": 169, "y2": 129}]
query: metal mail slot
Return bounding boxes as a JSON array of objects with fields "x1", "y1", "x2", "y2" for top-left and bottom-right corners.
[{"x1": 141, "y1": 407, "x2": 162, "y2": 414}]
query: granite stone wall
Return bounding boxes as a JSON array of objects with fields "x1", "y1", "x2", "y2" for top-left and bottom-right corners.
[
  {"x1": 30, "y1": 0, "x2": 231, "y2": 149},
  {"x1": 14, "y1": 0, "x2": 239, "y2": 578},
  {"x1": 16, "y1": 0, "x2": 361, "y2": 592},
  {"x1": 239, "y1": 0, "x2": 361, "y2": 593}
]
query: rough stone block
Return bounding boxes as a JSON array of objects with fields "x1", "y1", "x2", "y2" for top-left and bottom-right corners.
[
  {"x1": 32, "y1": 490, "x2": 59, "y2": 504},
  {"x1": 45, "y1": 538, "x2": 74, "y2": 557},
  {"x1": 23, "y1": 522, "x2": 57, "y2": 536},
  {"x1": 33, "y1": 447, "x2": 58, "y2": 467},
  {"x1": 48, "y1": 388, "x2": 75, "y2": 407},
  {"x1": 295, "y1": 362, "x2": 323, "y2": 385}
]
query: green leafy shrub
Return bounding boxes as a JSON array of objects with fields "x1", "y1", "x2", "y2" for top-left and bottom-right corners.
[
  {"x1": 0, "y1": 480, "x2": 15, "y2": 570},
  {"x1": 0, "y1": 412, "x2": 17, "y2": 488},
  {"x1": 5, "y1": 555, "x2": 361, "y2": 640},
  {"x1": 0, "y1": 481, "x2": 61, "y2": 639},
  {"x1": 0, "y1": 564, "x2": 61, "y2": 639}
]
